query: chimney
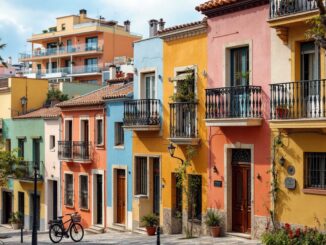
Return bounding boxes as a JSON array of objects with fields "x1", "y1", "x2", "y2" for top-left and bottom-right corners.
[
  {"x1": 149, "y1": 19, "x2": 159, "y2": 37},
  {"x1": 124, "y1": 20, "x2": 131, "y2": 32},
  {"x1": 79, "y1": 9, "x2": 87, "y2": 19},
  {"x1": 109, "y1": 65, "x2": 117, "y2": 80},
  {"x1": 158, "y1": 18, "x2": 165, "y2": 31}
]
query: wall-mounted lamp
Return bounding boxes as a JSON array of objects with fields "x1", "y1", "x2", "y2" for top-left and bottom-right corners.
[
  {"x1": 20, "y1": 96, "x2": 28, "y2": 114},
  {"x1": 158, "y1": 74, "x2": 162, "y2": 80},
  {"x1": 167, "y1": 143, "x2": 184, "y2": 165},
  {"x1": 279, "y1": 156, "x2": 286, "y2": 166},
  {"x1": 202, "y1": 70, "x2": 208, "y2": 78},
  {"x1": 133, "y1": 67, "x2": 138, "y2": 74},
  {"x1": 213, "y1": 166, "x2": 218, "y2": 174}
]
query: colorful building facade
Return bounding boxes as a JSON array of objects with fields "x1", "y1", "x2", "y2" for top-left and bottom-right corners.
[
  {"x1": 20, "y1": 9, "x2": 141, "y2": 84},
  {"x1": 197, "y1": 0, "x2": 271, "y2": 238},
  {"x1": 269, "y1": 0, "x2": 326, "y2": 228}
]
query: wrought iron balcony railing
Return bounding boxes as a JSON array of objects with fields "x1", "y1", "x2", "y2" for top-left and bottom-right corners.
[
  {"x1": 123, "y1": 99, "x2": 161, "y2": 127},
  {"x1": 15, "y1": 161, "x2": 44, "y2": 181},
  {"x1": 58, "y1": 141, "x2": 92, "y2": 162},
  {"x1": 270, "y1": 0, "x2": 325, "y2": 19},
  {"x1": 270, "y1": 79, "x2": 326, "y2": 120},
  {"x1": 205, "y1": 86, "x2": 262, "y2": 119},
  {"x1": 170, "y1": 102, "x2": 198, "y2": 139}
]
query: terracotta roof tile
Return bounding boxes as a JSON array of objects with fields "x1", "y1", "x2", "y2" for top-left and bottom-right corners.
[
  {"x1": 57, "y1": 81, "x2": 133, "y2": 108},
  {"x1": 158, "y1": 19, "x2": 207, "y2": 35},
  {"x1": 103, "y1": 81, "x2": 133, "y2": 100},
  {"x1": 15, "y1": 107, "x2": 61, "y2": 119},
  {"x1": 195, "y1": 0, "x2": 238, "y2": 12}
]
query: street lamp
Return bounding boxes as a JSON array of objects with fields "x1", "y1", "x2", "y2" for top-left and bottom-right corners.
[
  {"x1": 167, "y1": 143, "x2": 184, "y2": 165},
  {"x1": 20, "y1": 96, "x2": 27, "y2": 114},
  {"x1": 32, "y1": 162, "x2": 39, "y2": 245}
]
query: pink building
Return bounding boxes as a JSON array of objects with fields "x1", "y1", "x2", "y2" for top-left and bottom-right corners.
[{"x1": 197, "y1": 0, "x2": 271, "y2": 238}]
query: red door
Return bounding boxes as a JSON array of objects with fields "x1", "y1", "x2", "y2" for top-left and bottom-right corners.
[
  {"x1": 232, "y1": 164, "x2": 251, "y2": 233},
  {"x1": 116, "y1": 170, "x2": 126, "y2": 224}
]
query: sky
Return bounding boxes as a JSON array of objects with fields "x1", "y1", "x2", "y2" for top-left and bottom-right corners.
[{"x1": 0, "y1": 0, "x2": 204, "y2": 63}]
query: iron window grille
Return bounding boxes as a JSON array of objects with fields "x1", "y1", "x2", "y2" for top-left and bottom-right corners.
[
  {"x1": 305, "y1": 152, "x2": 326, "y2": 189},
  {"x1": 135, "y1": 157, "x2": 147, "y2": 195}
]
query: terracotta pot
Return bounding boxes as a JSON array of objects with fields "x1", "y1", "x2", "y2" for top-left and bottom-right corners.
[
  {"x1": 210, "y1": 226, "x2": 221, "y2": 237},
  {"x1": 276, "y1": 108, "x2": 288, "y2": 119},
  {"x1": 146, "y1": 226, "x2": 156, "y2": 236}
]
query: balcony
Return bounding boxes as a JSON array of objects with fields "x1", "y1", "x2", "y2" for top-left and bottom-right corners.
[
  {"x1": 58, "y1": 141, "x2": 92, "y2": 163},
  {"x1": 270, "y1": 79, "x2": 326, "y2": 129},
  {"x1": 169, "y1": 102, "x2": 200, "y2": 145},
  {"x1": 14, "y1": 161, "x2": 44, "y2": 183},
  {"x1": 123, "y1": 99, "x2": 161, "y2": 131},
  {"x1": 19, "y1": 44, "x2": 103, "y2": 61},
  {"x1": 205, "y1": 86, "x2": 263, "y2": 127}
]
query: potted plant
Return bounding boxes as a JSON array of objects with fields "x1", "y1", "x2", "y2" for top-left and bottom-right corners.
[
  {"x1": 205, "y1": 209, "x2": 222, "y2": 237},
  {"x1": 9, "y1": 212, "x2": 22, "y2": 230},
  {"x1": 275, "y1": 104, "x2": 289, "y2": 119},
  {"x1": 140, "y1": 213, "x2": 159, "y2": 236}
]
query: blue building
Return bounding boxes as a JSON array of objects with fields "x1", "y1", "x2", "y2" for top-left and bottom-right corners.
[{"x1": 105, "y1": 79, "x2": 133, "y2": 230}]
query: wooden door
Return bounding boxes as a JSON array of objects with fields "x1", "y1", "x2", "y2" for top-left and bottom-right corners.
[
  {"x1": 232, "y1": 164, "x2": 251, "y2": 233},
  {"x1": 116, "y1": 170, "x2": 126, "y2": 224}
]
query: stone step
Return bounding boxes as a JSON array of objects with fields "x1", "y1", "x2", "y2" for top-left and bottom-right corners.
[
  {"x1": 85, "y1": 225, "x2": 105, "y2": 234},
  {"x1": 107, "y1": 223, "x2": 127, "y2": 233},
  {"x1": 133, "y1": 227, "x2": 147, "y2": 235}
]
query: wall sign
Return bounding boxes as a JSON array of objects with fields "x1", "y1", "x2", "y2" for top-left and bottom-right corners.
[
  {"x1": 214, "y1": 180, "x2": 222, "y2": 188},
  {"x1": 285, "y1": 177, "x2": 296, "y2": 190},
  {"x1": 287, "y1": 165, "x2": 295, "y2": 176}
]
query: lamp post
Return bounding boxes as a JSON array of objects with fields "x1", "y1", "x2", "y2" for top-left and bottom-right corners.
[
  {"x1": 167, "y1": 143, "x2": 184, "y2": 165},
  {"x1": 31, "y1": 162, "x2": 39, "y2": 245}
]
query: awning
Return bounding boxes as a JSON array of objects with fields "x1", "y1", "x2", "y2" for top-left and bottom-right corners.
[{"x1": 171, "y1": 72, "x2": 193, "y2": 81}]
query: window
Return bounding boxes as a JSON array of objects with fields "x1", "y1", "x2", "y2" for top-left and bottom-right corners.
[
  {"x1": 85, "y1": 37, "x2": 98, "y2": 51},
  {"x1": 305, "y1": 152, "x2": 326, "y2": 189},
  {"x1": 18, "y1": 139, "x2": 25, "y2": 158},
  {"x1": 84, "y1": 58, "x2": 98, "y2": 72},
  {"x1": 135, "y1": 157, "x2": 147, "y2": 195},
  {"x1": 230, "y1": 46, "x2": 249, "y2": 87},
  {"x1": 79, "y1": 175, "x2": 88, "y2": 209},
  {"x1": 172, "y1": 173, "x2": 182, "y2": 217},
  {"x1": 50, "y1": 135, "x2": 55, "y2": 150},
  {"x1": 61, "y1": 23, "x2": 66, "y2": 31},
  {"x1": 64, "y1": 120, "x2": 72, "y2": 141},
  {"x1": 188, "y1": 175, "x2": 202, "y2": 221},
  {"x1": 175, "y1": 70, "x2": 195, "y2": 102},
  {"x1": 114, "y1": 122, "x2": 124, "y2": 146},
  {"x1": 142, "y1": 73, "x2": 155, "y2": 99},
  {"x1": 33, "y1": 139, "x2": 40, "y2": 164},
  {"x1": 64, "y1": 173, "x2": 74, "y2": 206},
  {"x1": 5, "y1": 139, "x2": 11, "y2": 152},
  {"x1": 96, "y1": 118, "x2": 104, "y2": 145}
]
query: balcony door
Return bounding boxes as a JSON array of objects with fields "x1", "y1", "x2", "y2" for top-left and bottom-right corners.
[
  {"x1": 301, "y1": 41, "x2": 320, "y2": 118},
  {"x1": 80, "y1": 119, "x2": 89, "y2": 159},
  {"x1": 86, "y1": 37, "x2": 98, "y2": 51},
  {"x1": 230, "y1": 47, "x2": 249, "y2": 117},
  {"x1": 33, "y1": 139, "x2": 40, "y2": 168},
  {"x1": 85, "y1": 58, "x2": 98, "y2": 72}
]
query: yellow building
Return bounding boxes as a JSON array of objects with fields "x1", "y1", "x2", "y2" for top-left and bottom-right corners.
[{"x1": 269, "y1": 1, "x2": 326, "y2": 228}]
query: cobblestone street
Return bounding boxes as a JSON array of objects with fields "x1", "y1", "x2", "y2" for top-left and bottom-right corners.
[{"x1": 0, "y1": 230, "x2": 261, "y2": 245}]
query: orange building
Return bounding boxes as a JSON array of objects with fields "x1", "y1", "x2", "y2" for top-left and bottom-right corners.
[
  {"x1": 56, "y1": 80, "x2": 132, "y2": 231},
  {"x1": 20, "y1": 9, "x2": 141, "y2": 85}
]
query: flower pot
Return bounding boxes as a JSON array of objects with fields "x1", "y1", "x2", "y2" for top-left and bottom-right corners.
[
  {"x1": 146, "y1": 226, "x2": 156, "y2": 236},
  {"x1": 276, "y1": 108, "x2": 288, "y2": 119},
  {"x1": 11, "y1": 223, "x2": 20, "y2": 230},
  {"x1": 210, "y1": 226, "x2": 221, "y2": 237}
]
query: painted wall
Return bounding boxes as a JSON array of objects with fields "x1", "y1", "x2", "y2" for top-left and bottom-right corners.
[
  {"x1": 131, "y1": 37, "x2": 164, "y2": 229},
  {"x1": 206, "y1": 4, "x2": 271, "y2": 237},
  {"x1": 61, "y1": 108, "x2": 106, "y2": 228},
  {"x1": 60, "y1": 82, "x2": 102, "y2": 98},
  {"x1": 106, "y1": 100, "x2": 133, "y2": 230},
  {"x1": 162, "y1": 33, "x2": 208, "y2": 234}
]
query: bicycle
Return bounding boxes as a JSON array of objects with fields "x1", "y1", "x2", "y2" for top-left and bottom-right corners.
[{"x1": 48, "y1": 212, "x2": 84, "y2": 243}]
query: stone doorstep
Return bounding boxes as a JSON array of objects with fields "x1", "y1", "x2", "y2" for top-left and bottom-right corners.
[
  {"x1": 106, "y1": 223, "x2": 126, "y2": 233},
  {"x1": 85, "y1": 225, "x2": 105, "y2": 234},
  {"x1": 227, "y1": 231, "x2": 252, "y2": 239}
]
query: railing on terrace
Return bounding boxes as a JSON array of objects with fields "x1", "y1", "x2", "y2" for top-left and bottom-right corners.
[
  {"x1": 22, "y1": 65, "x2": 102, "y2": 76},
  {"x1": 270, "y1": 0, "x2": 325, "y2": 18},
  {"x1": 58, "y1": 141, "x2": 92, "y2": 161},
  {"x1": 206, "y1": 86, "x2": 263, "y2": 119},
  {"x1": 20, "y1": 44, "x2": 103, "y2": 60},
  {"x1": 270, "y1": 79, "x2": 326, "y2": 119},
  {"x1": 16, "y1": 161, "x2": 44, "y2": 181},
  {"x1": 170, "y1": 102, "x2": 198, "y2": 139},
  {"x1": 123, "y1": 99, "x2": 161, "y2": 127}
]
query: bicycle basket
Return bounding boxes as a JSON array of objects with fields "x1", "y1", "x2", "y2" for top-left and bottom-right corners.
[{"x1": 72, "y1": 214, "x2": 81, "y2": 222}]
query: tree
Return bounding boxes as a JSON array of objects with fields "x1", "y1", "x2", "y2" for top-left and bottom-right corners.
[
  {"x1": 47, "y1": 88, "x2": 69, "y2": 103},
  {"x1": 0, "y1": 141, "x2": 25, "y2": 187},
  {"x1": 0, "y1": 39, "x2": 7, "y2": 67},
  {"x1": 306, "y1": 1, "x2": 326, "y2": 48},
  {"x1": 175, "y1": 145, "x2": 199, "y2": 238}
]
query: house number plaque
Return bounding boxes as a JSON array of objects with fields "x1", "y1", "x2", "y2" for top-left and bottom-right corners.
[{"x1": 285, "y1": 177, "x2": 296, "y2": 190}]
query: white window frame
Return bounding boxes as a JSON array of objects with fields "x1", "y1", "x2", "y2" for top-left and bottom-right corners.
[
  {"x1": 79, "y1": 116, "x2": 90, "y2": 142},
  {"x1": 78, "y1": 173, "x2": 89, "y2": 210},
  {"x1": 95, "y1": 116, "x2": 104, "y2": 146},
  {"x1": 114, "y1": 122, "x2": 124, "y2": 147},
  {"x1": 64, "y1": 172, "x2": 74, "y2": 207},
  {"x1": 138, "y1": 68, "x2": 158, "y2": 100},
  {"x1": 173, "y1": 65, "x2": 198, "y2": 99},
  {"x1": 49, "y1": 135, "x2": 56, "y2": 151}
]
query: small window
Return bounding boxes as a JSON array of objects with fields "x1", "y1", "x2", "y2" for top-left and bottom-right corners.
[
  {"x1": 61, "y1": 23, "x2": 66, "y2": 31},
  {"x1": 64, "y1": 174, "x2": 74, "y2": 206},
  {"x1": 305, "y1": 152, "x2": 326, "y2": 189},
  {"x1": 96, "y1": 118, "x2": 104, "y2": 146},
  {"x1": 50, "y1": 135, "x2": 55, "y2": 150},
  {"x1": 188, "y1": 175, "x2": 202, "y2": 221},
  {"x1": 135, "y1": 157, "x2": 147, "y2": 195},
  {"x1": 79, "y1": 175, "x2": 88, "y2": 209},
  {"x1": 114, "y1": 122, "x2": 124, "y2": 146},
  {"x1": 18, "y1": 139, "x2": 25, "y2": 158}
]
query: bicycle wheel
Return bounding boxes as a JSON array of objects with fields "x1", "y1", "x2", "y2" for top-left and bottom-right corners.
[
  {"x1": 70, "y1": 223, "x2": 84, "y2": 242},
  {"x1": 49, "y1": 224, "x2": 64, "y2": 243}
]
